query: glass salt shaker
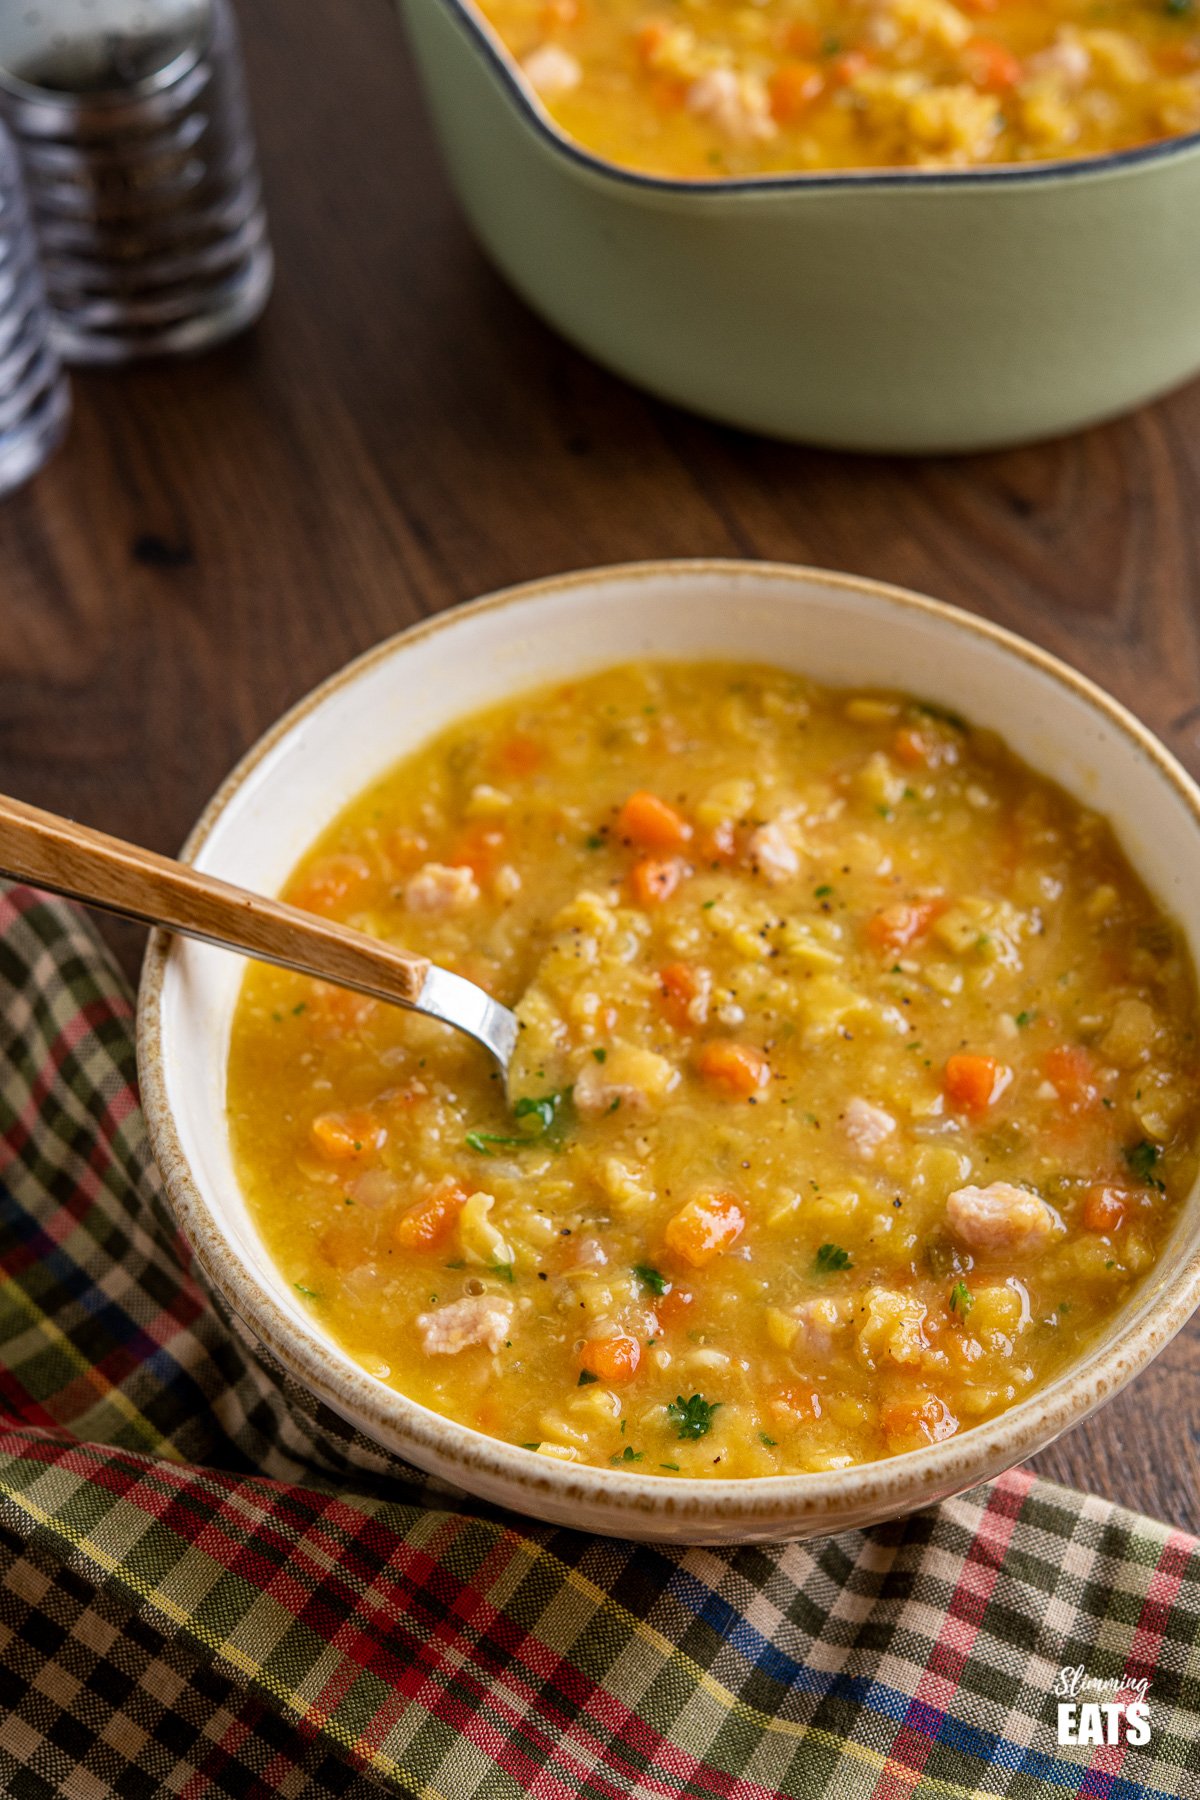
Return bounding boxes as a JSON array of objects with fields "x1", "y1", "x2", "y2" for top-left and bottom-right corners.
[
  {"x1": 0, "y1": 119, "x2": 70, "y2": 497},
  {"x1": 0, "y1": 0, "x2": 273, "y2": 365}
]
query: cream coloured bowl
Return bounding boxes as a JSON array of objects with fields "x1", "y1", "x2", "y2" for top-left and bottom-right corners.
[{"x1": 139, "y1": 562, "x2": 1200, "y2": 1543}]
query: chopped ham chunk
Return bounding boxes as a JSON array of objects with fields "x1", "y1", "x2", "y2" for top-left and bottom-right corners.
[
  {"x1": 686, "y1": 68, "x2": 776, "y2": 143},
  {"x1": 842, "y1": 1096, "x2": 896, "y2": 1160},
  {"x1": 403, "y1": 862, "x2": 480, "y2": 915},
  {"x1": 792, "y1": 1297, "x2": 844, "y2": 1358},
  {"x1": 946, "y1": 1182, "x2": 1059, "y2": 1255},
  {"x1": 416, "y1": 1295, "x2": 513, "y2": 1357},
  {"x1": 521, "y1": 44, "x2": 582, "y2": 98},
  {"x1": 746, "y1": 821, "x2": 801, "y2": 885}
]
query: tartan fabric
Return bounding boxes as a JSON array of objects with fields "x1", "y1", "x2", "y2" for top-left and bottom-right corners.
[{"x1": 0, "y1": 886, "x2": 1198, "y2": 1799}]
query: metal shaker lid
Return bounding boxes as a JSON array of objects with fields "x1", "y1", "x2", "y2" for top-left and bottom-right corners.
[{"x1": 0, "y1": 0, "x2": 213, "y2": 108}]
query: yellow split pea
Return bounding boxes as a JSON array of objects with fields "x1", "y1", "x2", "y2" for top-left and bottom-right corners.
[{"x1": 227, "y1": 661, "x2": 1200, "y2": 1477}]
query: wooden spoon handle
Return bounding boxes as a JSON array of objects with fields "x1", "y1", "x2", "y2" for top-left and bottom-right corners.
[{"x1": 0, "y1": 793, "x2": 431, "y2": 1006}]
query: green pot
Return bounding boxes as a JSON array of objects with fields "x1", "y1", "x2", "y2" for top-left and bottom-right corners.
[{"x1": 398, "y1": 0, "x2": 1200, "y2": 453}]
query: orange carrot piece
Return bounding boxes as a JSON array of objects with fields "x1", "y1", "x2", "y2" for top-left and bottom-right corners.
[
  {"x1": 892, "y1": 726, "x2": 933, "y2": 767},
  {"x1": 635, "y1": 17, "x2": 671, "y2": 61},
  {"x1": 695, "y1": 1040, "x2": 770, "y2": 1097},
  {"x1": 831, "y1": 50, "x2": 871, "y2": 84},
  {"x1": 579, "y1": 1332, "x2": 642, "y2": 1385},
  {"x1": 616, "y1": 790, "x2": 692, "y2": 850},
  {"x1": 699, "y1": 819, "x2": 739, "y2": 863},
  {"x1": 664, "y1": 1192, "x2": 746, "y2": 1267},
  {"x1": 769, "y1": 1386, "x2": 823, "y2": 1425},
  {"x1": 497, "y1": 732, "x2": 543, "y2": 776},
  {"x1": 864, "y1": 899, "x2": 941, "y2": 951},
  {"x1": 659, "y1": 961, "x2": 710, "y2": 1029},
  {"x1": 943, "y1": 1053, "x2": 1012, "y2": 1115},
  {"x1": 448, "y1": 821, "x2": 506, "y2": 882},
  {"x1": 1081, "y1": 1185, "x2": 1129, "y2": 1234},
  {"x1": 881, "y1": 1394, "x2": 959, "y2": 1452},
  {"x1": 630, "y1": 857, "x2": 683, "y2": 907},
  {"x1": 784, "y1": 20, "x2": 822, "y2": 56},
  {"x1": 1043, "y1": 1045, "x2": 1099, "y2": 1110},
  {"x1": 394, "y1": 1181, "x2": 468, "y2": 1251},
  {"x1": 310, "y1": 1110, "x2": 387, "y2": 1160},
  {"x1": 963, "y1": 37, "x2": 1023, "y2": 92},
  {"x1": 653, "y1": 1286, "x2": 694, "y2": 1330},
  {"x1": 768, "y1": 61, "x2": 823, "y2": 122}
]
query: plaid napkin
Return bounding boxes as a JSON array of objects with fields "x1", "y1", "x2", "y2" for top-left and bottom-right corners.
[{"x1": 1, "y1": 885, "x2": 1199, "y2": 1800}]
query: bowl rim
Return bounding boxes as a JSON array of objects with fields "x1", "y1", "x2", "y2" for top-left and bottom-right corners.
[
  {"x1": 409, "y1": 0, "x2": 1200, "y2": 197},
  {"x1": 138, "y1": 558, "x2": 1200, "y2": 1531}
]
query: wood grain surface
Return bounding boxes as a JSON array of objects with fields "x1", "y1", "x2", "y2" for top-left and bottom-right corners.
[{"x1": 2, "y1": 0, "x2": 1198, "y2": 1528}]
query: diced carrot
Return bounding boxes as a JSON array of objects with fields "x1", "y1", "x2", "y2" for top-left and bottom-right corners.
[
  {"x1": 646, "y1": 75, "x2": 686, "y2": 110},
  {"x1": 616, "y1": 790, "x2": 692, "y2": 850},
  {"x1": 698, "y1": 819, "x2": 739, "y2": 863},
  {"x1": 310, "y1": 1110, "x2": 387, "y2": 1161},
  {"x1": 695, "y1": 1040, "x2": 770, "y2": 1097},
  {"x1": 289, "y1": 854, "x2": 372, "y2": 916},
  {"x1": 1081, "y1": 1185, "x2": 1129, "y2": 1234},
  {"x1": 394, "y1": 1181, "x2": 467, "y2": 1251},
  {"x1": 579, "y1": 1332, "x2": 642, "y2": 1385},
  {"x1": 659, "y1": 961, "x2": 710, "y2": 1029},
  {"x1": 881, "y1": 1394, "x2": 959, "y2": 1452},
  {"x1": 497, "y1": 732, "x2": 543, "y2": 776},
  {"x1": 540, "y1": 0, "x2": 580, "y2": 27},
  {"x1": 943, "y1": 1053, "x2": 1012, "y2": 1116},
  {"x1": 1158, "y1": 42, "x2": 1200, "y2": 74},
  {"x1": 963, "y1": 37, "x2": 1024, "y2": 92},
  {"x1": 831, "y1": 50, "x2": 871, "y2": 84},
  {"x1": 630, "y1": 857, "x2": 683, "y2": 907},
  {"x1": 1043, "y1": 1045, "x2": 1099, "y2": 1110},
  {"x1": 664, "y1": 1191, "x2": 746, "y2": 1267},
  {"x1": 784, "y1": 21, "x2": 822, "y2": 56},
  {"x1": 769, "y1": 1386, "x2": 823, "y2": 1425},
  {"x1": 768, "y1": 61, "x2": 823, "y2": 123},
  {"x1": 635, "y1": 17, "x2": 671, "y2": 62},
  {"x1": 653, "y1": 1286, "x2": 694, "y2": 1330},
  {"x1": 448, "y1": 821, "x2": 506, "y2": 882},
  {"x1": 893, "y1": 726, "x2": 933, "y2": 767},
  {"x1": 864, "y1": 899, "x2": 942, "y2": 951}
]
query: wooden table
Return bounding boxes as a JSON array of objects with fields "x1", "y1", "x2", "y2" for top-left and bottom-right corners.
[{"x1": 3, "y1": 0, "x2": 1198, "y2": 1531}]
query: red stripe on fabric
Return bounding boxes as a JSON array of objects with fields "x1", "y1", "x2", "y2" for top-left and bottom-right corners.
[
  {"x1": 0, "y1": 1428, "x2": 789, "y2": 1800},
  {"x1": 1073, "y1": 1528, "x2": 1194, "y2": 1798},
  {"x1": 868, "y1": 1468, "x2": 1035, "y2": 1797}
]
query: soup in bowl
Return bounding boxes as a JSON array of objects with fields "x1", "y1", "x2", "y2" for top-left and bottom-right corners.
[{"x1": 139, "y1": 562, "x2": 1200, "y2": 1542}]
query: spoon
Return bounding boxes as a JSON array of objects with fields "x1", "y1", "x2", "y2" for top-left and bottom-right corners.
[{"x1": 0, "y1": 794, "x2": 520, "y2": 1072}]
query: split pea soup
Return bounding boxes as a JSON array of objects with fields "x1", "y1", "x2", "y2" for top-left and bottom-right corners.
[
  {"x1": 478, "y1": 0, "x2": 1200, "y2": 177},
  {"x1": 227, "y1": 661, "x2": 1200, "y2": 1478}
]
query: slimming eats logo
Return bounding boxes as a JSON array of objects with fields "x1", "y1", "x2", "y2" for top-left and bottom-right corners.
[{"x1": 1054, "y1": 1665, "x2": 1151, "y2": 1748}]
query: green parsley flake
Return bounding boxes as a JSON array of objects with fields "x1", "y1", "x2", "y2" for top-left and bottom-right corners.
[
  {"x1": 667, "y1": 1394, "x2": 720, "y2": 1440},
  {"x1": 813, "y1": 1243, "x2": 853, "y2": 1274},
  {"x1": 949, "y1": 1280, "x2": 974, "y2": 1317},
  {"x1": 1124, "y1": 1139, "x2": 1166, "y2": 1192},
  {"x1": 633, "y1": 1264, "x2": 669, "y2": 1295}
]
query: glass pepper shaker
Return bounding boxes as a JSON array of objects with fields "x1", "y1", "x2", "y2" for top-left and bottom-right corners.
[
  {"x1": 0, "y1": 0, "x2": 273, "y2": 365},
  {"x1": 0, "y1": 118, "x2": 70, "y2": 497}
]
